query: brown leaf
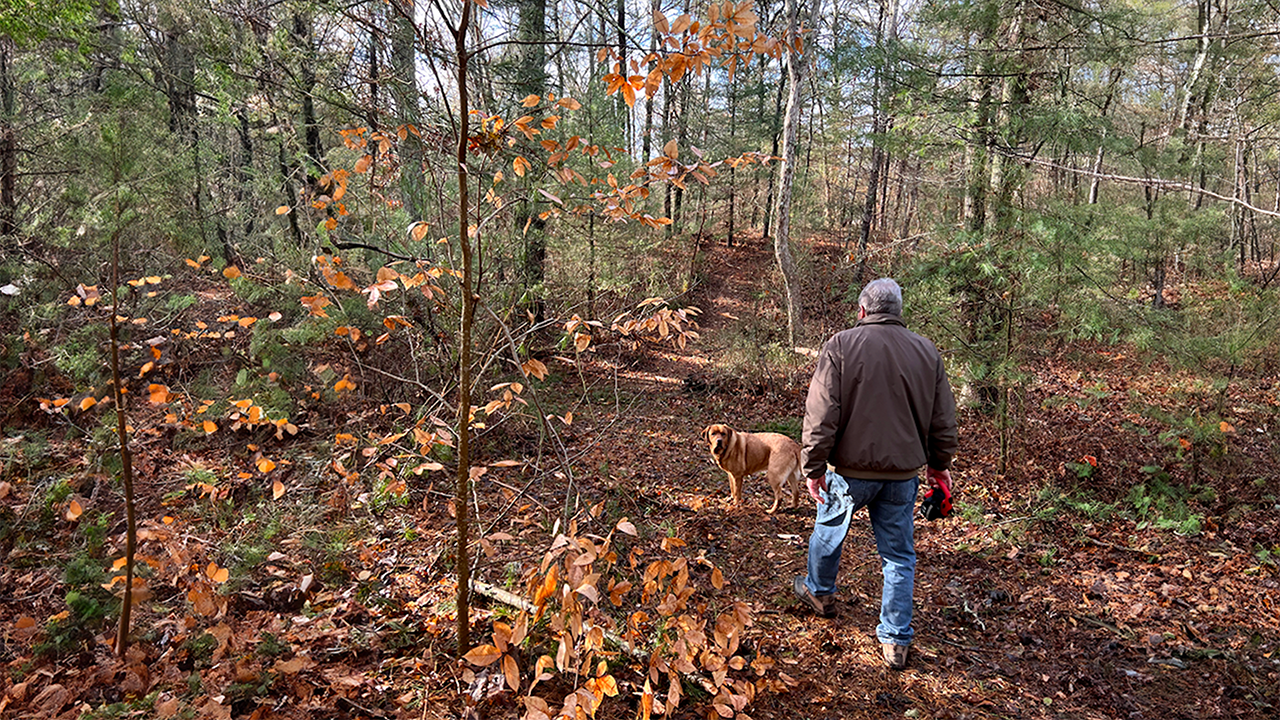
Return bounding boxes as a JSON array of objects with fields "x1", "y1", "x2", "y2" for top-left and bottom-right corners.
[
  {"x1": 463, "y1": 644, "x2": 503, "y2": 667},
  {"x1": 274, "y1": 657, "x2": 317, "y2": 674},
  {"x1": 502, "y1": 653, "x2": 520, "y2": 693}
]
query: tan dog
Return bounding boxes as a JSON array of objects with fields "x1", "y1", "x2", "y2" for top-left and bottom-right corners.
[{"x1": 702, "y1": 423, "x2": 802, "y2": 513}]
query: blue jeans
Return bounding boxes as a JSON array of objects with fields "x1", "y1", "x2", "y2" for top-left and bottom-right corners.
[{"x1": 804, "y1": 470, "x2": 919, "y2": 646}]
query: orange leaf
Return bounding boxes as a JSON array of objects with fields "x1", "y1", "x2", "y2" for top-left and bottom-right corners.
[
  {"x1": 711, "y1": 567, "x2": 725, "y2": 590},
  {"x1": 521, "y1": 93, "x2": 541, "y2": 107},
  {"x1": 223, "y1": 266, "x2": 242, "y2": 279},
  {"x1": 596, "y1": 674, "x2": 619, "y2": 697},
  {"x1": 1219, "y1": 421, "x2": 1235, "y2": 433},
  {"x1": 300, "y1": 294, "x2": 332, "y2": 317},
  {"x1": 354, "y1": 155, "x2": 373, "y2": 173},
  {"x1": 79, "y1": 397, "x2": 98, "y2": 411},
  {"x1": 522, "y1": 358, "x2": 548, "y2": 380},
  {"x1": 202, "y1": 420, "x2": 217, "y2": 434},
  {"x1": 1178, "y1": 437, "x2": 1191, "y2": 450},
  {"x1": 273, "y1": 479, "x2": 286, "y2": 499},
  {"x1": 463, "y1": 644, "x2": 503, "y2": 667},
  {"x1": 410, "y1": 222, "x2": 430, "y2": 241},
  {"x1": 503, "y1": 653, "x2": 520, "y2": 692},
  {"x1": 149, "y1": 384, "x2": 170, "y2": 403},
  {"x1": 275, "y1": 205, "x2": 291, "y2": 215},
  {"x1": 664, "y1": 139, "x2": 679, "y2": 159},
  {"x1": 66, "y1": 500, "x2": 83, "y2": 521},
  {"x1": 206, "y1": 562, "x2": 229, "y2": 583},
  {"x1": 256, "y1": 457, "x2": 277, "y2": 473}
]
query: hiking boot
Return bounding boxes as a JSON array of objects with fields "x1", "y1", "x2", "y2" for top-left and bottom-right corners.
[
  {"x1": 792, "y1": 576, "x2": 836, "y2": 618},
  {"x1": 881, "y1": 643, "x2": 909, "y2": 670}
]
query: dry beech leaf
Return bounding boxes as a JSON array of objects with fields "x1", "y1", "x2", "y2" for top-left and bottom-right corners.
[
  {"x1": 616, "y1": 518, "x2": 638, "y2": 536},
  {"x1": 503, "y1": 653, "x2": 520, "y2": 692},
  {"x1": 206, "y1": 562, "x2": 229, "y2": 584},
  {"x1": 66, "y1": 500, "x2": 83, "y2": 521},
  {"x1": 272, "y1": 479, "x2": 286, "y2": 499},
  {"x1": 462, "y1": 644, "x2": 503, "y2": 667}
]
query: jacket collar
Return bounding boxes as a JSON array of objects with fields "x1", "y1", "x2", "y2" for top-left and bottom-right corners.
[{"x1": 856, "y1": 312, "x2": 906, "y2": 328}]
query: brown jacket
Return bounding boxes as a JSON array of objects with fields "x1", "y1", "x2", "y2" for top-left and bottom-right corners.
[{"x1": 801, "y1": 313, "x2": 958, "y2": 480}]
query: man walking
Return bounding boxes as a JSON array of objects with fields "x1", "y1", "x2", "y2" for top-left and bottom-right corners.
[{"x1": 792, "y1": 278, "x2": 958, "y2": 670}]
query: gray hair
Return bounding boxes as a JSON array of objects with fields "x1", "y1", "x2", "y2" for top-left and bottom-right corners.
[{"x1": 859, "y1": 278, "x2": 903, "y2": 316}]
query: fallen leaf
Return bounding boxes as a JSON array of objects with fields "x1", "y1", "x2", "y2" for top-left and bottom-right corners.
[{"x1": 463, "y1": 644, "x2": 503, "y2": 667}]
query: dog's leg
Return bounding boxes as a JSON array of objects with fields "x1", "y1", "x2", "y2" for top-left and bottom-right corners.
[
  {"x1": 730, "y1": 474, "x2": 744, "y2": 505},
  {"x1": 767, "y1": 482, "x2": 781, "y2": 514}
]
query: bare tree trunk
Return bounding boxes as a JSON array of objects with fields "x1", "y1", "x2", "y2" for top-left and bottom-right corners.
[
  {"x1": 391, "y1": 0, "x2": 430, "y2": 228},
  {"x1": 0, "y1": 36, "x2": 15, "y2": 239},
  {"x1": 728, "y1": 77, "x2": 737, "y2": 246},
  {"x1": 1088, "y1": 67, "x2": 1123, "y2": 205},
  {"x1": 515, "y1": 0, "x2": 548, "y2": 322},
  {"x1": 643, "y1": 0, "x2": 659, "y2": 163},
  {"x1": 963, "y1": 64, "x2": 992, "y2": 232},
  {"x1": 986, "y1": 0, "x2": 1025, "y2": 232},
  {"x1": 857, "y1": 0, "x2": 897, "y2": 281},
  {"x1": 772, "y1": 0, "x2": 820, "y2": 347},
  {"x1": 291, "y1": 13, "x2": 323, "y2": 187},
  {"x1": 451, "y1": 0, "x2": 475, "y2": 657}
]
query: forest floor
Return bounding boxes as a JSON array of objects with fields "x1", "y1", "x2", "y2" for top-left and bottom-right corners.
[{"x1": 2, "y1": 234, "x2": 1280, "y2": 720}]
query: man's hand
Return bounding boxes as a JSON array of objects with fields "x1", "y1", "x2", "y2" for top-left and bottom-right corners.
[
  {"x1": 926, "y1": 467, "x2": 951, "y2": 491},
  {"x1": 807, "y1": 473, "x2": 828, "y2": 504}
]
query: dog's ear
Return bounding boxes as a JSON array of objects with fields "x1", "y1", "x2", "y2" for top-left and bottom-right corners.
[{"x1": 700, "y1": 425, "x2": 711, "y2": 442}]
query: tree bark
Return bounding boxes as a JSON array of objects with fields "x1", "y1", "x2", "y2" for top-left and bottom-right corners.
[
  {"x1": 390, "y1": 0, "x2": 430, "y2": 228},
  {"x1": 291, "y1": 13, "x2": 323, "y2": 187},
  {"x1": 515, "y1": 0, "x2": 547, "y2": 322},
  {"x1": 0, "y1": 36, "x2": 15, "y2": 239},
  {"x1": 772, "y1": 0, "x2": 820, "y2": 347},
  {"x1": 857, "y1": 0, "x2": 897, "y2": 282},
  {"x1": 452, "y1": 0, "x2": 474, "y2": 657}
]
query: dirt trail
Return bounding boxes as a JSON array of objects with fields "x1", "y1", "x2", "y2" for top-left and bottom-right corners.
[{"x1": 549, "y1": 234, "x2": 1280, "y2": 719}]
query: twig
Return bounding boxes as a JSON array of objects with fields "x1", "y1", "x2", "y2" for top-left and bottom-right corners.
[
  {"x1": 1079, "y1": 534, "x2": 1159, "y2": 558},
  {"x1": 938, "y1": 637, "x2": 996, "y2": 654},
  {"x1": 470, "y1": 580, "x2": 648, "y2": 661}
]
